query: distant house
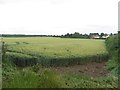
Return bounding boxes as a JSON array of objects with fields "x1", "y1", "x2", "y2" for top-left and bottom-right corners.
[
  {"x1": 90, "y1": 33, "x2": 100, "y2": 39},
  {"x1": 101, "y1": 34, "x2": 109, "y2": 39}
]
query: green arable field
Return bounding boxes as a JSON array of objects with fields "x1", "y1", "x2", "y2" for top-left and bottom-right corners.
[
  {"x1": 2, "y1": 36, "x2": 118, "y2": 88},
  {"x1": 3, "y1": 37, "x2": 108, "y2": 66},
  {"x1": 4, "y1": 37, "x2": 107, "y2": 57}
]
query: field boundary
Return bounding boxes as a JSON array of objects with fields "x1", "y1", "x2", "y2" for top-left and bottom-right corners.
[{"x1": 6, "y1": 51, "x2": 110, "y2": 67}]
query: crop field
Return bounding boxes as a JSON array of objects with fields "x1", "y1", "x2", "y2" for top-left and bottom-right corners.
[
  {"x1": 2, "y1": 36, "x2": 118, "y2": 88},
  {"x1": 3, "y1": 37, "x2": 109, "y2": 66},
  {"x1": 4, "y1": 37, "x2": 107, "y2": 56}
]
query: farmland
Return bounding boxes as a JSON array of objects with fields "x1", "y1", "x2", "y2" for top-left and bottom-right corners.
[
  {"x1": 3, "y1": 37, "x2": 108, "y2": 66},
  {"x1": 2, "y1": 36, "x2": 118, "y2": 88},
  {"x1": 4, "y1": 37, "x2": 107, "y2": 56}
]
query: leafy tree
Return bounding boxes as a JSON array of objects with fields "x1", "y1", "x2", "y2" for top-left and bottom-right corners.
[{"x1": 100, "y1": 33, "x2": 104, "y2": 38}]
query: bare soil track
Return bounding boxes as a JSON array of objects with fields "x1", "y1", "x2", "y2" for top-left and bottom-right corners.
[{"x1": 50, "y1": 61, "x2": 109, "y2": 77}]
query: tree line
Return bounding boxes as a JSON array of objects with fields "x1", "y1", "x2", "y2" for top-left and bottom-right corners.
[{"x1": 1, "y1": 32, "x2": 117, "y2": 39}]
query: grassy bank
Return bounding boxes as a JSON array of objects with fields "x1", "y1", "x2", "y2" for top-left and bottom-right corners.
[{"x1": 2, "y1": 63, "x2": 118, "y2": 88}]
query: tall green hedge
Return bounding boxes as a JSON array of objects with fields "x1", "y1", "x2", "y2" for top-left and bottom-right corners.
[{"x1": 105, "y1": 33, "x2": 119, "y2": 77}]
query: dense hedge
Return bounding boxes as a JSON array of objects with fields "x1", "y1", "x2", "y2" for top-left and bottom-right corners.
[
  {"x1": 105, "y1": 34, "x2": 118, "y2": 56},
  {"x1": 105, "y1": 33, "x2": 119, "y2": 77}
]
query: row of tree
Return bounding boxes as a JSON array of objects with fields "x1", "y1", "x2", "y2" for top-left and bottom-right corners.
[
  {"x1": 1, "y1": 32, "x2": 116, "y2": 39},
  {"x1": 1, "y1": 34, "x2": 53, "y2": 37},
  {"x1": 60, "y1": 32, "x2": 114, "y2": 39}
]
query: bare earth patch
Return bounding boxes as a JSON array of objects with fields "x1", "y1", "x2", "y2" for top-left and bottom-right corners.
[{"x1": 50, "y1": 61, "x2": 109, "y2": 77}]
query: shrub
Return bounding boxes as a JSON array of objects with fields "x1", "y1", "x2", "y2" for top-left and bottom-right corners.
[
  {"x1": 106, "y1": 57, "x2": 118, "y2": 71},
  {"x1": 105, "y1": 34, "x2": 119, "y2": 76},
  {"x1": 105, "y1": 34, "x2": 118, "y2": 55}
]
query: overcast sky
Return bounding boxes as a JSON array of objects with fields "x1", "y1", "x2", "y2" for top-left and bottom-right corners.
[{"x1": 0, "y1": 0, "x2": 119, "y2": 35}]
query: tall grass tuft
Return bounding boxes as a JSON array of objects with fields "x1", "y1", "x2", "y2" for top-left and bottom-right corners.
[
  {"x1": 3, "y1": 66, "x2": 67, "y2": 88},
  {"x1": 2, "y1": 69, "x2": 40, "y2": 88},
  {"x1": 38, "y1": 69, "x2": 67, "y2": 88}
]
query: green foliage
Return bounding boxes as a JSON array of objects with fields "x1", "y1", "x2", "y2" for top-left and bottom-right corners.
[
  {"x1": 31, "y1": 63, "x2": 43, "y2": 73},
  {"x1": 38, "y1": 69, "x2": 67, "y2": 88},
  {"x1": 105, "y1": 34, "x2": 119, "y2": 76},
  {"x1": 61, "y1": 32, "x2": 89, "y2": 39},
  {"x1": 3, "y1": 64, "x2": 118, "y2": 88},
  {"x1": 3, "y1": 69, "x2": 40, "y2": 88},
  {"x1": 106, "y1": 57, "x2": 118, "y2": 70},
  {"x1": 111, "y1": 67, "x2": 119, "y2": 77},
  {"x1": 3, "y1": 67, "x2": 67, "y2": 88},
  {"x1": 2, "y1": 63, "x2": 16, "y2": 83},
  {"x1": 63, "y1": 73, "x2": 118, "y2": 88},
  {"x1": 105, "y1": 35, "x2": 118, "y2": 55}
]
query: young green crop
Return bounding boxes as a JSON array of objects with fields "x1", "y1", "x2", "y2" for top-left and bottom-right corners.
[
  {"x1": 3, "y1": 37, "x2": 109, "y2": 66},
  {"x1": 4, "y1": 37, "x2": 108, "y2": 57}
]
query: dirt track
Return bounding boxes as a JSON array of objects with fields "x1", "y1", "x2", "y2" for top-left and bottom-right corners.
[{"x1": 50, "y1": 61, "x2": 109, "y2": 77}]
